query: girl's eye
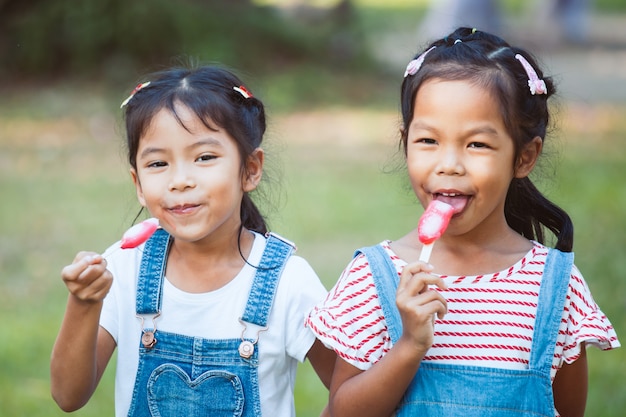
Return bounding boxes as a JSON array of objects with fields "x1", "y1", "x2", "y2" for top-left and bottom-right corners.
[
  {"x1": 416, "y1": 138, "x2": 437, "y2": 145},
  {"x1": 147, "y1": 160, "x2": 167, "y2": 168},
  {"x1": 197, "y1": 154, "x2": 217, "y2": 162},
  {"x1": 469, "y1": 142, "x2": 489, "y2": 149}
]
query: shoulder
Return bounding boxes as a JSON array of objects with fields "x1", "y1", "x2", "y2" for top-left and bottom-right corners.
[
  {"x1": 260, "y1": 232, "x2": 319, "y2": 280},
  {"x1": 351, "y1": 240, "x2": 404, "y2": 278},
  {"x1": 282, "y1": 254, "x2": 326, "y2": 296},
  {"x1": 257, "y1": 232, "x2": 327, "y2": 298},
  {"x1": 305, "y1": 241, "x2": 397, "y2": 370},
  {"x1": 317, "y1": 240, "x2": 400, "y2": 317},
  {"x1": 529, "y1": 244, "x2": 581, "y2": 284}
]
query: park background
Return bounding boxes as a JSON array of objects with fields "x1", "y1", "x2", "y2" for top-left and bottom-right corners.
[{"x1": 1, "y1": 0, "x2": 624, "y2": 415}]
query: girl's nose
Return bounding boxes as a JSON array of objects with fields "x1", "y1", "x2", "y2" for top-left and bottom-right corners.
[
  {"x1": 436, "y1": 148, "x2": 465, "y2": 176},
  {"x1": 168, "y1": 165, "x2": 196, "y2": 191}
]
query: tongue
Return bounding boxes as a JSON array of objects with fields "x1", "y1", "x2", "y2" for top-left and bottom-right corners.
[{"x1": 435, "y1": 195, "x2": 468, "y2": 214}]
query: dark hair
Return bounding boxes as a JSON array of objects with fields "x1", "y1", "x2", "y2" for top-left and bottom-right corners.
[
  {"x1": 122, "y1": 65, "x2": 268, "y2": 234},
  {"x1": 400, "y1": 27, "x2": 573, "y2": 252}
]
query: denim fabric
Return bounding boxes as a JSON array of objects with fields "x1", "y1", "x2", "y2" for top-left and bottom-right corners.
[
  {"x1": 241, "y1": 233, "x2": 294, "y2": 327},
  {"x1": 128, "y1": 230, "x2": 294, "y2": 417},
  {"x1": 356, "y1": 245, "x2": 573, "y2": 417}
]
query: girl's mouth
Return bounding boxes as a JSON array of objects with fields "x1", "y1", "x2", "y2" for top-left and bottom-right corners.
[
  {"x1": 434, "y1": 192, "x2": 469, "y2": 214},
  {"x1": 168, "y1": 204, "x2": 200, "y2": 215}
]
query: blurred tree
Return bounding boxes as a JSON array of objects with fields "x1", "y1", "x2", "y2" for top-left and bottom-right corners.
[{"x1": 0, "y1": 0, "x2": 369, "y2": 83}]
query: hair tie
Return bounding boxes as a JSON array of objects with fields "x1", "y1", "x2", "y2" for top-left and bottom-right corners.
[
  {"x1": 233, "y1": 85, "x2": 253, "y2": 99},
  {"x1": 404, "y1": 46, "x2": 436, "y2": 78},
  {"x1": 454, "y1": 39, "x2": 462, "y2": 44},
  {"x1": 120, "y1": 82, "x2": 151, "y2": 108},
  {"x1": 515, "y1": 54, "x2": 547, "y2": 95}
]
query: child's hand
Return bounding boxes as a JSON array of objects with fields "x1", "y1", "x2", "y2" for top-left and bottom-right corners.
[
  {"x1": 395, "y1": 261, "x2": 448, "y2": 354},
  {"x1": 61, "y1": 252, "x2": 113, "y2": 304}
]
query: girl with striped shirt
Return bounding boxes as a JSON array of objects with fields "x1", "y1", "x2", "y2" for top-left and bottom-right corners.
[{"x1": 306, "y1": 27, "x2": 619, "y2": 417}]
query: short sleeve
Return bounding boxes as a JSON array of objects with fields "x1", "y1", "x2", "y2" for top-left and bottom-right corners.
[
  {"x1": 280, "y1": 255, "x2": 329, "y2": 363},
  {"x1": 559, "y1": 264, "x2": 620, "y2": 364},
  {"x1": 306, "y1": 251, "x2": 393, "y2": 371}
]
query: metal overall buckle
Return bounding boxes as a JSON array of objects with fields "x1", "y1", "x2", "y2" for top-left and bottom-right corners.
[
  {"x1": 137, "y1": 312, "x2": 161, "y2": 349},
  {"x1": 238, "y1": 318, "x2": 268, "y2": 359}
]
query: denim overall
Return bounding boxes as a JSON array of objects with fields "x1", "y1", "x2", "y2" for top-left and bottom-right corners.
[
  {"x1": 127, "y1": 228, "x2": 294, "y2": 417},
  {"x1": 356, "y1": 245, "x2": 573, "y2": 417}
]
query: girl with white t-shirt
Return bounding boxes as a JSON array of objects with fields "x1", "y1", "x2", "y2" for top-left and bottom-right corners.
[
  {"x1": 306, "y1": 27, "x2": 619, "y2": 417},
  {"x1": 51, "y1": 65, "x2": 335, "y2": 417}
]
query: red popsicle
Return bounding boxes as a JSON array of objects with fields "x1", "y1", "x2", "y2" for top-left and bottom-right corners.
[
  {"x1": 418, "y1": 200, "x2": 454, "y2": 262},
  {"x1": 120, "y1": 218, "x2": 159, "y2": 249}
]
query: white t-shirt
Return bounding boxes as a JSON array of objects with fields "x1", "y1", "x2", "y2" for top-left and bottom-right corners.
[{"x1": 100, "y1": 232, "x2": 327, "y2": 417}]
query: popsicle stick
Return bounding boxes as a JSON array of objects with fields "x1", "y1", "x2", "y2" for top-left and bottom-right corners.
[{"x1": 419, "y1": 242, "x2": 434, "y2": 263}]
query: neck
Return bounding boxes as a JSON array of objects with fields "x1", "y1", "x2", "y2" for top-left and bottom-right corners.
[{"x1": 165, "y1": 227, "x2": 256, "y2": 293}]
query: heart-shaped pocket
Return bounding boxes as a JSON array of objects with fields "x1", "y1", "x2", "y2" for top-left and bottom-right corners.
[{"x1": 147, "y1": 364, "x2": 244, "y2": 416}]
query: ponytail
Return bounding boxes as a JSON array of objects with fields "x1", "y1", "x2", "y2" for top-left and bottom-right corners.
[
  {"x1": 505, "y1": 177, "x2": 573, "y2": 252},
  {"x1": 241, "y1": 193, "x2": 267, "y2": 235}
]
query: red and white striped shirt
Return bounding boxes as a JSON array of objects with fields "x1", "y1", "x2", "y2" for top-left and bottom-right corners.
[{"x1": 306, "y1": 241, "x2": 619, "y2": 381}]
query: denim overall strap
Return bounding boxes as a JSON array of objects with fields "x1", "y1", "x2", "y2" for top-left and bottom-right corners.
[
  {"x1": 529, "y1": 249, "x2": 574, "y2": 373},
  {"x1": 354, "y1": 245, "x2": 403, "y2": 343},
  {"x1": 240, "y1": 233, "x2": 295, "y2": 327},
  {"x1": 136, "y1": 228, "x2": 171, "y2": 315}
]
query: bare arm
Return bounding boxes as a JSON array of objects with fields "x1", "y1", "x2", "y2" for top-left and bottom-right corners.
[
  {"x1": 50, "y1": 252, "x2": 116, "y2": 411},
  {"x1": 553, "y1": 344, "x2": 588, "y2": 417},
  {"x1": 306, "y1": 336, "x2": 337, "y2": 417},
  {"x1": 307, "y1": 338, "x2": 337, "y2": 389},
  {"x1": 328, "y1": 262, "x2": 448, "y2": 417}
]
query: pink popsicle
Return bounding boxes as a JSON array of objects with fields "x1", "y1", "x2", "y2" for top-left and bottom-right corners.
[
  {"x1": 120, "y1": 218, "x2": 160, "y2": 249},
  {"x1": 418, "y1": 200, "x2": 454, "y2": 262}
]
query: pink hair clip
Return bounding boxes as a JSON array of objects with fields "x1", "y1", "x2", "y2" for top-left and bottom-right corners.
[
  {"x1": 515, "y1": 54, "x2": 547, "y2": 95},
  {"x1": 120, "y1": 81, "x2": 151, "y2": 108},
  {"x1": 233, "y1": 85, "x2": 253, "y2": 99},
  {"x1": 404, "y1": 46, "x2": 436, "y2": 78}
]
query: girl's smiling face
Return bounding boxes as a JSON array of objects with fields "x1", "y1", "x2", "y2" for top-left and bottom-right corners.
[
  {"x1": 130, "y1": 104, "x2": 262, "y2": 244},
  {"x1": 406, "y1": 78, "x2": 535, "y2": 240}
]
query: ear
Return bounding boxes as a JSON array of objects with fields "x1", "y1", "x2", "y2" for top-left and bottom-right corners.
[
  {"x1": 514, "y1": 136, "x2": 542, "y2": 179},
  {"x1": 242, "y1": 148, "x2": 264, "y2": 192},
  {"x1": 130, "y1": 168, "x2": 147, "y2": 207}
]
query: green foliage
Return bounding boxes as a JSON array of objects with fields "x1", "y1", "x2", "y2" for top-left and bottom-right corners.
[{"x1": 0, "y1": 0, "x2": 373, "y2": 82}]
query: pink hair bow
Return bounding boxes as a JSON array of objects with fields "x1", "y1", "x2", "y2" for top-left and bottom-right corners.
[
  {"x1": 515, "y1": 54, "x2": 547, "y2": 95},
  {"x1": 404, "y1": 46, "x2": 436, "y2": 78}
]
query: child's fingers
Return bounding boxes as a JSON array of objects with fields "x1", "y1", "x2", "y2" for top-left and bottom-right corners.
[
  {"x1": 396, "y1": 290, "x2": 448, "y2": 351},
  {"x1": 402, "y1": 289, "x2": 448, "y2": 320},
  {"x1": 398, "y1": 261, "x2": 448, "y2": 296},
  {"x1": 61, "y1": 252, "x2": 112, "y2": 302},
  {"x1": 71, "y1": 251, "x2": 102, "y2": 265},
  {"x1": 396, "y1": 261, "x2": 449, "y2": 343},
  {"x1": 62, "y1": 253, "x2": 103, "y2": 283}
]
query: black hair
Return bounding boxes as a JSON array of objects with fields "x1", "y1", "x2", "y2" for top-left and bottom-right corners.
[
  {"x1": 400, "y1": 27, "x2": 573, "y2": 252},
  {"x1": 121, "y1": 65, "x2": 268, "y2": 234}
]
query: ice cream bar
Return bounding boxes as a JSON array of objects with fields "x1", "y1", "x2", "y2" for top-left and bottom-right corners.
[
  {"x1": 120, "y1": 218, "x2": 159, "y2": 249},
  {"x1": 418, "y1": 201, "x2": 454, "y2": 262}
]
